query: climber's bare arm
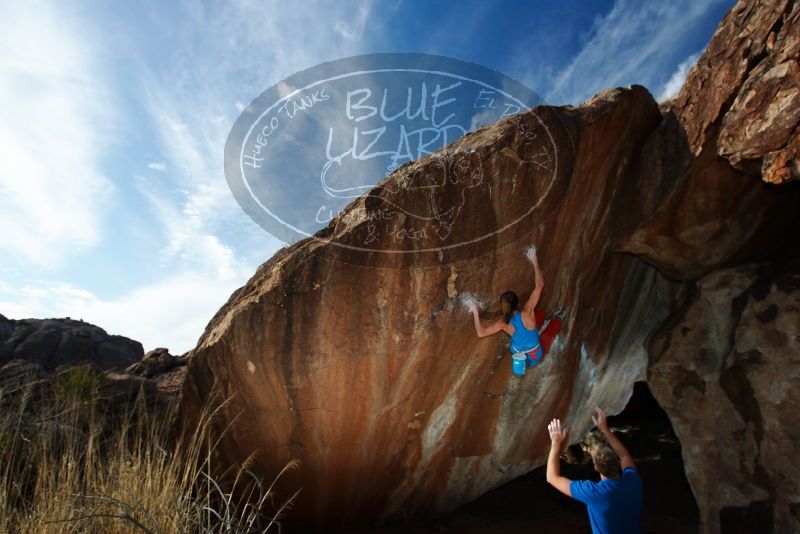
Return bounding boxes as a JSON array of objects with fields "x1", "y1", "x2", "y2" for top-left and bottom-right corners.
[
  {"x1": 467, "y1": 299, "x2": 509, "y2": 338},
  {"x1": 546, "y1": 418, "x2": 572, "y2": 496},
  {"x1": 471, "y1": 308, "x2": 507, "y2": 338},
  {"x1": 524, "y1": 247, "x2": 545, "y2": 315}
]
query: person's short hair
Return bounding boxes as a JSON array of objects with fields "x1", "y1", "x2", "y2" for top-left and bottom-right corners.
[{"x1": 592, "y1": 446, "x2": 621, "y2": 478}]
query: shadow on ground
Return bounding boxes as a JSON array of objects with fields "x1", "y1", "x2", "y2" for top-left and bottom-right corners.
[{"x1": 352, "y1": 382, "x2": 699, "y2": 534}]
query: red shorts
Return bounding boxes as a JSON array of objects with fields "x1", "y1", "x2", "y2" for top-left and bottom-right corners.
[{"x1": 525, "y1": 346, "x2": 544, "y2": 367}]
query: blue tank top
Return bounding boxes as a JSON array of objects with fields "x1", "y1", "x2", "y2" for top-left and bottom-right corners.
[{"x1": 508, "y1": 311, "x2": 540, "y2": 353}]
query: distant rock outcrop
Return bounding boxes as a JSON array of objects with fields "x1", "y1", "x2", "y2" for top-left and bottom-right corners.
[
  {"x1": 0, "y1": 315, "x2": 185, "y2": 408},
  {"x1": 0, "y1": 314, "x2": 143, "y2": 372},
  {"x1": 126, "y1": 347, "x2": 186, "y2": 379}
]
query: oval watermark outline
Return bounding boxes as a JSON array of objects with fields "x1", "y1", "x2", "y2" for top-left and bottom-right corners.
[{"x1": 232, "y1": 53, "x2": 563, "y2": 255}]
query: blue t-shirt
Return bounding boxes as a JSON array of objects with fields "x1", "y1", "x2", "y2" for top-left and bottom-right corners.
[
  {"x1": 508, "y1": 311, "x2": 540, "y2": 353},
  {"x1": 569, "y1": 467, "x2": 643, "y2": 534}
]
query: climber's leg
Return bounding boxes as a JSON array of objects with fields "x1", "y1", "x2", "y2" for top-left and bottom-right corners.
[
  {"x1": 523, "y1": 308, "x2": 564, "y2": 366},
  {"x1": 539, "y1": 318, "x2": 560, "y2": 354}
]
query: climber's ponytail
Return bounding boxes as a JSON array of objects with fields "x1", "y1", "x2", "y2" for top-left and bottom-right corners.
[{"x1": 500, "y1": 291, "x2": 519, "y2": 324}]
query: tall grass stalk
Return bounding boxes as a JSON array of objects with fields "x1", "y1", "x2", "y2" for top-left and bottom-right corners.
[{"x1": 0, "y1": 377, "x2": 297, "y2": 533}]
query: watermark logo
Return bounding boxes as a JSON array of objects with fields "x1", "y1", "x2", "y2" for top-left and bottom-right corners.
[{"x1": 225, "y1": 53, "x2": 571, "y2": 267}]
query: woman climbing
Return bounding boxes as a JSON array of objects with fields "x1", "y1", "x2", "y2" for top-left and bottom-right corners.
[{"x1": 467, "y1": 246, "x2": 565, "y2": 372}]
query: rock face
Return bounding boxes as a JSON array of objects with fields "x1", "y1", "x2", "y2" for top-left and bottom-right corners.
[
  {"x1": 676, "y1": 0, "x2": 799, "y2": 185},
  {"x1": 648, "y1": 262, "x2": 800, "y2": 534},
  {"x1": 617, "y1": 0, "x2": 800, "y2": 279},
  {"x1": 180, "y1": 0, "x2": 800, "y2": 531},
  {"x1": 622, "y1": 1, "x2": 800, "y2": 530}
]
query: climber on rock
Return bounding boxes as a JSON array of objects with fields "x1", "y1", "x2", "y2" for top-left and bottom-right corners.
[
  {"x1": 546, "y1": 408, "x2": 644, "y2": 534},
  {"x1": 467, "y1": 246, "x2": 565, "y2": 371}
]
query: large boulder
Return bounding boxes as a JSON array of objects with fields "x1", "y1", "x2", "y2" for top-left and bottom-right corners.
[
  {"x1": 620, "y1": 2, "x2": 800, "y2": 531},
  {"x1": 181, "y1": 85, "x2": 677, "y2": 530},
  {"x1": 180, "y1": 0, "x2": 800, "y2": 531}
]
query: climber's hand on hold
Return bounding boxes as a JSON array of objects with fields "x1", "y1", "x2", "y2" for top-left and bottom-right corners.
[
  {"x1": 548, "y1": 418, "x2": 567, "y2": 448},
  {"x1": 468, "y1": 297, "x2": 505, "y2": 338},
  {"x1": 592, "y1": 407, "x2": 609, "y2": 431},
  {"x1": 525, "y1": 246, "x2": 538, "y2": 265},
  {"x1": 523, "y1": 246, "x2": 545, "y2": 314}
]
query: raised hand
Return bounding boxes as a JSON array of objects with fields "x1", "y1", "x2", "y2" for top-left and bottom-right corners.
[
  {"x1": 547, "y1": 418, "x2": 567, "y2": 447},
  {"x1": 525, "y1": 245, "x2": 538, "y2": 265},
  {"x1": 592, "y1": 407, "x2": 608, "y2": 431},
  {"x1": 592, "y1": 406, "x2": 635, "y2": 469},
  {"x1": 466, "y1": 298, "x2": 479, "y2": 313}
]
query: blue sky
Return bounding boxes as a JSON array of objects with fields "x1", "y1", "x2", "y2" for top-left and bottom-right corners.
[{"x1": 0, "y1": 0, "x2": 733, "y2": 353}]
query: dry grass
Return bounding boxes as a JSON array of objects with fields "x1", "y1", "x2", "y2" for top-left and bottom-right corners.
[{"x1": 0, "y1": 375, "x2": 298, "y2": 533}]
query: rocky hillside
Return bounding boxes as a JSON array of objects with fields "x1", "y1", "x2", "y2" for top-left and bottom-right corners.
[
  {"x1": 180, "y1": 0, "x2": 799, "y2": 532},
  {"x1": 0, "y1": 314, "x2": 186, "y2": 408},
  {"x1": 0, "y1": 314, "x2": 143, "y2": 372}
]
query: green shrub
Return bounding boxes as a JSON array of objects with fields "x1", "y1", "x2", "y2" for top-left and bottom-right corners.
[{"x1": 52, "y1": 365, "x2": 103, "y2": 405}]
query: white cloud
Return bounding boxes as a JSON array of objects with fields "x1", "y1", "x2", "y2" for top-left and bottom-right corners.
[
  {"x1": 1, "y1": 0, "x2": 375, "y2": 353},
  {"x1": 0, "y1": 272, "x2": 247, "y2": 354},
  {"x1": 276, "y1": 81, "x2": 298, "y2": 99},
  {"x1": 132, "y1": 0, "x2": 375, "y2": 275},
  {"x1": 147, "y1": 161, "x2": 167, "y2": 172},
  {"x1": 544, "y1": 0, "x2": 725, "y2": 105},
  {"x1": 657, "y1": 51, "x2": 701, "y2": 102},
  {"x1": 0, "y1": 3, "x2": 114, "y2": 267},
  {"x1": 334, "y1": 4, "x2": 370, "y2": 41}
]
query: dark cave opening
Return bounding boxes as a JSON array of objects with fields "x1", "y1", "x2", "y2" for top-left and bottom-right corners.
[{"x1": 357, "y1": 381, "x2": 700, "y2": 534}]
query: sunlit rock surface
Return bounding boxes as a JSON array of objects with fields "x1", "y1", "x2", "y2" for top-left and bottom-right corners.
[{"x1": 182, "y1": 86, "x2": 673, "y2": 529}]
